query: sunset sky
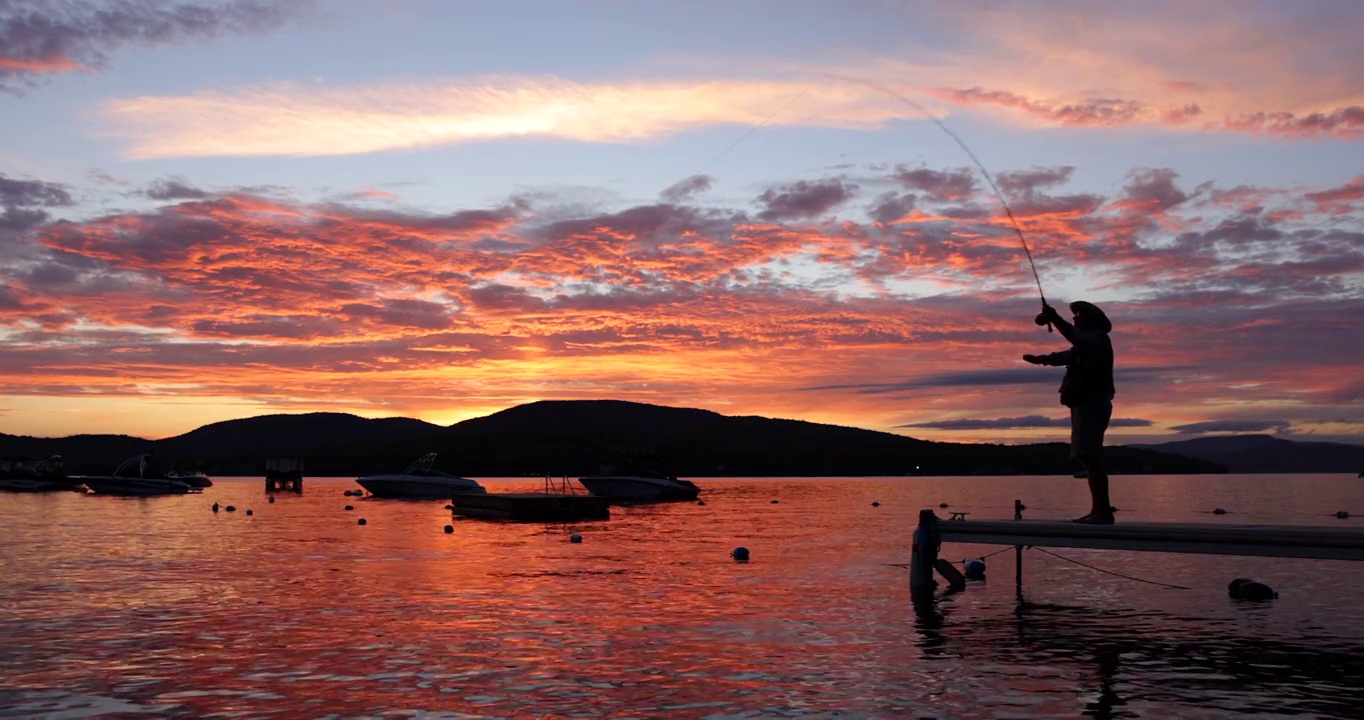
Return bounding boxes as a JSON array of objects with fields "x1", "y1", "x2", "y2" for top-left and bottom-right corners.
[{"x1": 1, "y1": 0, "x2": 1361, "y2": 444}]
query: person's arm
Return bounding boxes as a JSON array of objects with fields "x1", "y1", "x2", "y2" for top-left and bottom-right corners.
[
  {"x1": 1023, "y1": 349, "x2": 1073, "y2": 366},
  {"x1": 1039, "y1": 304, "x2": 1081, "y2": 344}
]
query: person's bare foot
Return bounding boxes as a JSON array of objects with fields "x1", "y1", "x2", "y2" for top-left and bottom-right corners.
[{"x1": 1072, "y1": 512, "x2": 1115, "y2": 525}]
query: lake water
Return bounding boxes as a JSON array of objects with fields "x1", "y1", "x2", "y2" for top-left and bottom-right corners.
[{"x1": 2, "y1": 474, "x2": 1363, "y2": 718}]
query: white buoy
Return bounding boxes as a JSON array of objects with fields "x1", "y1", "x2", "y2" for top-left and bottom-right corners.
[
  {"x1": 731, "y1": 546, "x2": 750, "y2": 562},
  {"x1": 570, "y1": 533, "x2": 583, "y2": 543}
]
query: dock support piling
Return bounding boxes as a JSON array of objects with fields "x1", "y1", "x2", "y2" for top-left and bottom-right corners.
[
  {"x1": 1014, "y1": 499, "x2": 1024, "y2": 602},
  {"x1": 910, "y1": 509, "x2": 939, "y2": 599}
]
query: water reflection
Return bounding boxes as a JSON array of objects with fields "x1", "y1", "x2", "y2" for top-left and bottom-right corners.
[
  {"x1": 912, "y1": 596, "x2": 1364, "y2": 717},
  {"x1": 1, "y1": 475, "x2": 1362, "y2": 717}
]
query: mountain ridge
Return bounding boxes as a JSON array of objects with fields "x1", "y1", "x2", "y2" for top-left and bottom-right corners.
[{"x1": 0, "y1": 400, "x2": 1232, "y2": 476}]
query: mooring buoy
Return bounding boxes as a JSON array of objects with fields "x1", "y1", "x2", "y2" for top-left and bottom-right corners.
[
  {"x1": 731, "y1": 546, "x2": 750, "y2": 562},
  {"x1": 268, "y1": 496, "x2": 275, "y2": 504},
  {"x1": 697, "y1": 500, "x2": 706, "y2": 506},
  {"x1": 444, "y1": 525, "x2": 454, "y2": 534},
  {"x1": 964, "y1": 558, "x2": 986, "y2": 580},
  {"x1": 1229, "y1": 577, "x2": 1277, "y2": 600},
  {"x1": 570, "y1": 533, "x2": 583, "y2": 543},
  {"x1": 245, "y1": 509, "x2": 253, "y2": 516},
  {"x1": 358, "y1": 518, "x2": 367, "y2": 526},
  {"x1": 871, "y1": 501, "x2": 880, "y2": 507},
  {"x1": 939, "y1": 502, "x2": 949, "y2": 509},
  {"x1": 225, "y1": 505, "x2": 236, "y2": 512},
  {"x1": 345, "y1": 505, "x2": 354, "y2": 511},
  {"x1": 770, "y1": 499, "x2": 779, "y2": 504},
  {"x1": 1212, "y1": 508, "x2": 1228, "y2": 515},
  {"x1": 1336, "y1": 510, "x2": 1350, "y2": 519},
  {"x1": 212, "y1": 502, "x2": 219, "y2": 512}
]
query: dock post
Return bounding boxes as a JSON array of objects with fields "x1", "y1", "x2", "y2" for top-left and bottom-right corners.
[
  {"x1": 1014, "y1": 499, "x2": 1024, "y2": 602},
  {"x1": 910, "y1": 509, "x2": 940, "y2": 599}
]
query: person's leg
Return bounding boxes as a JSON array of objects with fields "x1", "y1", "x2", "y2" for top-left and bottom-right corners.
[{"x1": 1072, "y1": 401, "x2": 1114, "y2": 524}]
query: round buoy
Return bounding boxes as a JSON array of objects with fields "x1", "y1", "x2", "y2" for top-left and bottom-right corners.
[
  {"x1": 268, "y1": 496, "x2": 275, "y2": 504},
  {"x1": 964, "y1": 559, "x2": 986, "y2": 580},
  {"x1": 731, "y1": 546, "x2": 750, "y2": 562},
  {"x1": 357, "y1": 518, "x2": 367, "y2": 526},
  {"x1": 1336, "y1": 511, "x2": 1350, "y2": 519},
  {"x1": 770, "y1": 499, "x2": 779, "y2": 504},
  {"x1": 697, "y1": 500, "x2": 706, "y2": 506},
  {"x1": 344, "y1": 505, "x2": 354, "y2": 511},
  {"x1": 245, "y1": 509, "x2": 253, "y2": 516},
  {"x1": 212, "y1": 502, "x2": 219, "y2": 512},
  {"x1": 1212, "y1": 508, "x2": 1228, "y2": 515},
  {"x1": 1229, "y1": 577, "x2": 1277, "y2": 600},
  {"x1": 225, "y1": 505, "x2": 236, "y2": 512},
  {"x1": 939, "y1": 502, "x2": 949, "y2": 509},
  {"x1": 570, "y1": 533, "x2": 583, "y2": 544},
  {"x1": 1109, "y1": 505, "x2": 1119, "y2": 513},
  {"x1": 444, "y1": 504, "x2": 454, "y2": 510},
  {"x1": 444, "y1": 525, "x2": 454, "y2": 534},
  {"x1": 871, "y1": 501, "x2": 880, "y2": 507}
]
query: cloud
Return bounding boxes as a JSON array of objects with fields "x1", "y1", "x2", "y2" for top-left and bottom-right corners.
[
  {"x1": 934, "y1": 87, "x2": 1162, "y2": 127},
  {"x1": 659, "y1": 175, "x2": 713, "y2": 204},
  {"x1": 98, "y1": 76, "x2": 932, "y2": 159},
  {"x1": 897, "y1": 415, "x2": 1154, "y2": 430},
  {"x1": 757, "y1": 179, "x2": 855, "y2": 221},
  {"x1": 1220, "y1": 107, "x2": 1364, "y2": 139},
  {"x1": 997, "y1": 166, "x2": 1075, "y2": 196},
  {"x1": 144, "y1": 177, "x2": 211, "y2": 201},
  {"x1": 892, "y1": 166, "x2": 976, "y2": 201},
  {"x1": 0, "y1": 0, "x2": 302, "y2": 92},
  {"x1": 1170, "y1": 419, "x2": 1294, "y2": 434},
  {"x1": 1, "y1": 161, "x2": 1360, "y2": 443}
]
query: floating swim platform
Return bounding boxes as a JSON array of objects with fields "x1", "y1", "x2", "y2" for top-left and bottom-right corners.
[{"x1": 449, "y1": 493, "x2": 610, "y2": 522}]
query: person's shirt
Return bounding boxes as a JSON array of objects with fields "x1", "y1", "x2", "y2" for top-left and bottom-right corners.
[{"x1": 1034, "y1": 318, "x2": 1115, "y2": 407}]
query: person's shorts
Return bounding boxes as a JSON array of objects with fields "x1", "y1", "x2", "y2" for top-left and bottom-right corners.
[{"x1": 1070, "y1": 400, "x2": 1113, "y2": 459}]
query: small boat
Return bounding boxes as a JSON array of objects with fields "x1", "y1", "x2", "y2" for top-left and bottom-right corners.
[
  {"x1": 355, "y1": 453, "x2": 486, "y2": 499},
  {"x1": 579, "y1": 452, "x2": 701, "y2": 503},
  {"x1": 165, "y1": 470, "x2": 213, "y2": 488},
  {"x1": 80, "y1": 454, "x2": 194, "y2": 496},
  {"x1": 577, "y1": 474, "x2": 701, "y2": 503},
  {"x1": 0, "y1": 455, "x2": 85, "y2": 492}
]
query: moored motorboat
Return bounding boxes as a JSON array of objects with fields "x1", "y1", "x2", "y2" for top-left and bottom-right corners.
[
  {"x1": 576, "y1": 474, "x2": 701, "y2": 503},
  {"x1": 165, "y1": 470, "x2": 213, "y2": 488},
  {"x1": 355, "y1": 453, "x2": 486, "y2": 499},
  {"x1": 578, "y1": 451, "x2": 700, "y2": 503},
  {"x1": 0, "y1": 455, "x2": 85, "y2": 492},
  {"x1": 80, "y1": 454, "x2": 194, "y2": 496}
]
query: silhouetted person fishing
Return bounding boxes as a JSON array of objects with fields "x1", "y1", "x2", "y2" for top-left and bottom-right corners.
[{"x1": 1023, "y1": 301, "x2": 1115, "y2": 524}]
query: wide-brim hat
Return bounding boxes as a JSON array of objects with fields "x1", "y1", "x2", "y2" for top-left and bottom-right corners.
[{"x1": 1069, "y1": 301, "x2": 1112, "y2": 333}]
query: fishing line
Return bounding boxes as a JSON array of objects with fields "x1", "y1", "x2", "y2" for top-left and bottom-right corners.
[
  {"x1": 824, "y1": 74, "x2": 1049, "y2": 314},
  {"x1": 692, "y1": 88, "x2": 809, "y2": 177}
]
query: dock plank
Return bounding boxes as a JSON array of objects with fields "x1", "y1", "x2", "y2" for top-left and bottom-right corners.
[{"x1": 935, "y1": 518, "x2": 1364, "y2": 561}]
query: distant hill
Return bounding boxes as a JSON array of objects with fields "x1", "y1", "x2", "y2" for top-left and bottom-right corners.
[
  {"x1": 0, "y1": 400, "x2": 1223, "y2": 477},
  {"x1": 1132, "y1": 435, "x2": 1364, "y2": 473}
]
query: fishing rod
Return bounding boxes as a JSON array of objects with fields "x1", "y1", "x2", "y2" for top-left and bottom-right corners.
[{"x1": 825, "y1": 75, "x2": 1053, "y2": 331}]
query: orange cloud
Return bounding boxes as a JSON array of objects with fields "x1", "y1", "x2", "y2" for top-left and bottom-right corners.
[{"x1": 1, "y1": 166, "x2": 1361, "y2": 442}]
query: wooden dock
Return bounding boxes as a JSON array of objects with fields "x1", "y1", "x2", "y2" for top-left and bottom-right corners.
[
  {"x1": 910, "y1": 503, "x2": 1364, "y2": 600},
  {"x1": 936, "y1": 517, "x2": 1364, "y2": 561},
  {"x1": 449, "y1": 493, "x2": 610, "y2": 522}
]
